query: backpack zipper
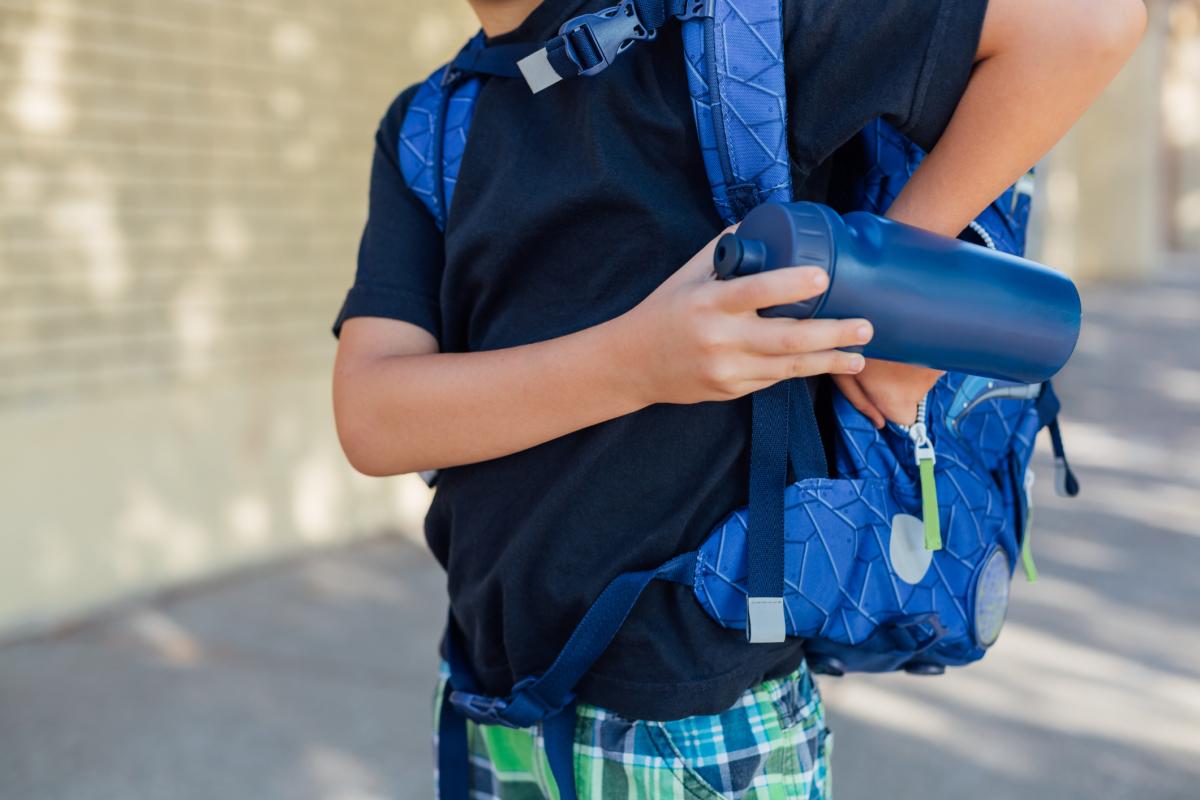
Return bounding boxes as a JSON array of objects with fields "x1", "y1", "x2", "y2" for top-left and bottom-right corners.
[
  {"x1": 950, "y1": 210, "x2": 1045, "y2": 569},
  {"x1": 899, "y1": 397, "x2": 942, "y2": 551},
  {"x1": 967, "y1": 219, "x2": 998, "y2": 251}
]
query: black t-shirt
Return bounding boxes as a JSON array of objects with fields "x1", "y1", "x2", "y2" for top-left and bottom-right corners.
[{"x1": 334, "y1": 0, "x2": 987, "y2": 720}]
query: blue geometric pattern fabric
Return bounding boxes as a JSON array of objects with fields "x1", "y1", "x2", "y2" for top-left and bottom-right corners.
[
  {"x1": 397, "y1": 69, "x2": 445, "y2": 225},
  {"x1": 853, "y1": 118, "x2": 1034, "y2": 256},
  {"x1": 691, "y1": 111, "x2": 1043, "y2": 671},
  {"x1": 694, "y1": 372, "x2": 1044, "y2": 672},
  {"x1": 398, "y1": 35, "x2": 485, "y2": 232},
  {"x1": 682, "y1": 0, "x2": 792, "y2": 224}
]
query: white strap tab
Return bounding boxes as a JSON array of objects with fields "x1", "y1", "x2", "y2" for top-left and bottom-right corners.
[
  {"x1": 518, "y1": 49, "x2": 562, "y2": 94},
  {"x1": 746, "y1": 597, "x2": 786, "y2": 644}
]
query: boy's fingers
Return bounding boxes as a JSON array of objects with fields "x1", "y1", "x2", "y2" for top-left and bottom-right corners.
[
  {"x1": 715, "y1": 267, "x2": 829, "y2": 312},
  {"x1": 757, "y1": 349, "x2": 866, "y2": 380},
  {"x1": 744, "y1": 317, "x2": 873, "y2": 356},
  {"x1": 832, "y1": 373, "x2": 887, "y2": 429}
]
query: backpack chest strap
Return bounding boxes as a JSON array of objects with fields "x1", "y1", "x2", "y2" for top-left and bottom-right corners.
[{"x1": 518, "y1": 0, "x2": 714, "y2": 93}]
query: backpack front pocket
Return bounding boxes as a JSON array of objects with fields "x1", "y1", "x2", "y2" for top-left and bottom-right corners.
[{"x1": 695, "y1": 463, "x2": 1014, "y2": 666}]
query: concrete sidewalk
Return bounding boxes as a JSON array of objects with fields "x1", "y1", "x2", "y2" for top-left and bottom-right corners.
[
  {"x1": 0, "y1": 538, "x2": 448, "y2": 800},
  {"x1": 3, "y1": 269, "x2": 1199, "y2": 800}
]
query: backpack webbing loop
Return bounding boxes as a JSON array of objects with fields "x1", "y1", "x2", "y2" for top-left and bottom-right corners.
[{"x1": 746, "y1": 378, "x2": 828, "y2": 643}]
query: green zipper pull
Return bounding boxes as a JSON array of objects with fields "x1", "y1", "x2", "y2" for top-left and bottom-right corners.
[
  {"x1": 915, "y1": 443, "x2": 941, "y2": 550},
  {"x1": 1021, "y1": 468, "x2": 1039, "y2": 582},
  {"x1": 908, "y1": 408, "x2": 942, "y2": 551},
  {"x1": 1021, "y1": 528, "x2": 1039, "y2": 582}
]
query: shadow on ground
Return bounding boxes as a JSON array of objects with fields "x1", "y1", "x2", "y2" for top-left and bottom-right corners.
[{"x1": 0, "y1": 539, "x2": 448, "y2": 800}]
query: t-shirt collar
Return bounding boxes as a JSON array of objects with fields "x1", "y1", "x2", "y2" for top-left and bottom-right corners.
[{"x1": 485, "y1": 0, "x2": 593, "y2": 45}]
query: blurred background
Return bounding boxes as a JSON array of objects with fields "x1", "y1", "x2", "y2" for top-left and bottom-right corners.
[{"x1": 0, "y1": 1, "x2": 1197, "y2": 798}]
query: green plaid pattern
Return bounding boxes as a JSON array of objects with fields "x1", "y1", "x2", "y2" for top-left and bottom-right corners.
[{"x1": 434, "y1": 662, "x2": 833, "y2": 799}]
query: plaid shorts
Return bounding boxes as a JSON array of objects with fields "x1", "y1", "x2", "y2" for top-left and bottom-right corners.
[{"x1": 434, "y1": 661, "x2": 833, "y2": 799}]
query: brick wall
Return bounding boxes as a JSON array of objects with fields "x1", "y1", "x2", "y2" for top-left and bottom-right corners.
[
  {"x1": 1, "y1": 0, "x2": 473, "y2": 407},
  {"x1": 0, "y1": 0, "x2": 474, "y2": 633}
]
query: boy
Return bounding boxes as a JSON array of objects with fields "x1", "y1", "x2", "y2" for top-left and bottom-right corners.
[{"x1": 333, "y1": 0, "x2": 1144, "y2": 796}]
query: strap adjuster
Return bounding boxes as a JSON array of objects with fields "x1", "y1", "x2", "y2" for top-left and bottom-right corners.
[
  {"x1": 448, "y1": 676, "x2": 576, "y2": 729},
  {"x1": 448, "y1": 690, "x2": 519, "y2": 728},
  {"x1": 562, "y1": 0, "x2": 656, "y2": 76},
  {"x1": 519, "y1": 0, "x2": 656, "y2": 93}
]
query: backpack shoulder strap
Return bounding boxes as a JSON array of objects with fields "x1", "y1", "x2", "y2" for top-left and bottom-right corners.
[
  {"x1": 681, "y1": 0, "x2": 792, "y2": 225},
  {"x1": 398, "y1": 34, "x2": 486, "y2": 231},
  {"x1": 683, "y1": 1, "x2": 810, "y2": 645}
]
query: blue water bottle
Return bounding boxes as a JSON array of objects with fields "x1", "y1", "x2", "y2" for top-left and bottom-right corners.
[{"x1": 714, "y1": 202, "x2": 1081, "y2": 384}]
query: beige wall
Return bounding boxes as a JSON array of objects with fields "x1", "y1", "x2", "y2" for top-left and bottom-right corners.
[
  {"x1": 0, "y1": 0, "x2": 474, "y2": 634},
  {"x1": 1165, "y1": 0, "x2": 1200, "y2": 250},
  {"x1": 1031, "y1": 0, "x2": 1171, "y2": 280}
]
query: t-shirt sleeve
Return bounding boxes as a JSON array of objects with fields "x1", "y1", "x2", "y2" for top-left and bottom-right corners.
[
  {"x1": 331, "y1": 87, "x2": 444, "y2": 340},
  {"x1": 783, "y1": 0, "x2": 989, "y2": 168}
]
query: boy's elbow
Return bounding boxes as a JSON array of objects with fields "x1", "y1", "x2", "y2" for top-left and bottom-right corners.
[
  {"x1": 333, "y1": 387, "x2": 411, "y2": 477},
  {"x1": 338, "y1": 429, "x2": 429, "y2": 478},
  {"x1": 334, "y1": 399, "x2": 433, "y2": 478},
  {"x1": 1072, "y1": 0, "x2": 1146, "y2": 64},
  {"x1": 343, "y1": 447, "x2": 396, "y2": 479},
  {"x1": 336, "y1": 419, "x2": 397, "y2": 478}
]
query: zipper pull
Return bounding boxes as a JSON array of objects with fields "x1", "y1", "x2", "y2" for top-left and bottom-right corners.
[
  {"x1": 908, "y1": 406, "x2": 942, "y2": 551},
  {"x1": 1021, "y1": 468, "x2": 1039, "y2": 582},
  {"x1": 1047, "y1": 419, "x2": 1081, "y2": 498}
]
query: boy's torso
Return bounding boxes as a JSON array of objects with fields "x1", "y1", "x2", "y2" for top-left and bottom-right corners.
[
  {"x1": 363, "y1": 0, "x2": 987, "y2": 719},
  {"x1": 430, "y1": 6, "x2": 804, "y2": 719}
]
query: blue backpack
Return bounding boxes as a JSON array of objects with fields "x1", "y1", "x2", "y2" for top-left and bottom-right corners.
[{"x1": 399, "y1": 2, "x2": 1080, "y2": 797}]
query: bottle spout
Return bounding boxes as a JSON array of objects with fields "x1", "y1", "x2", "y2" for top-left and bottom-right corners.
[{"x1": 714, "y1": 234, "x2": 769, "y2": 278}]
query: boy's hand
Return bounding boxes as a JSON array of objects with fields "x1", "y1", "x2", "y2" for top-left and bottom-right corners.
[
  {"x1": 832, "y1": 361, "x2": 943, "y2": 429},
  {"x1": 616, "y1": 229, "x2": 873, "y2": 406}
]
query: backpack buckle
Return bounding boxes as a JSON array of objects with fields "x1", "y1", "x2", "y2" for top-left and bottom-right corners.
[
  {"x1": 560, "y1": 0, "x2": 656, "y2": 77},
  {"x1": 520, "y1": 0, "x2": 656, "y2": 93},
  {"x1": 449, "y1": 690, "x2": 521, "y2": 728}
]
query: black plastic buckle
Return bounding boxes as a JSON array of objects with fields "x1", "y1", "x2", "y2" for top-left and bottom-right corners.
[
  {"x1": 676, "y1": 0, "x2": 715, "y2": 20},
  {"x1": 449, "y1": 690, "x2": 520, "y2": 728},
  {"x1": 558, "y1": 0, "x2": 656, "y2": 77}
]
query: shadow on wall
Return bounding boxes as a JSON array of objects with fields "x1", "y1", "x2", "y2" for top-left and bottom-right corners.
[
  {"x1": 1165, "y1": 0, "x2": 1200, "y2": 250},
  {"x1": 0, "y1": 1, "x2": 476, "y2": 633}
]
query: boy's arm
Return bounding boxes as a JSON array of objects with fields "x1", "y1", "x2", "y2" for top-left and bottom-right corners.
[
  {"x1": 334, "y1": 238, "x2": 872, "y2": 476},
  {"x1": 835, "y1": 0, "x2": 1147, "y2": 428}
]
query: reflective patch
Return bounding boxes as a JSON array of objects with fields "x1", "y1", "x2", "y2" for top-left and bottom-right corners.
[
  {"x1": 889, "y1": 514, "x2": 933, "y2": 585},
  {"x1": 974, "y1": 548, "x2": 1011, "y2": 647}
]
